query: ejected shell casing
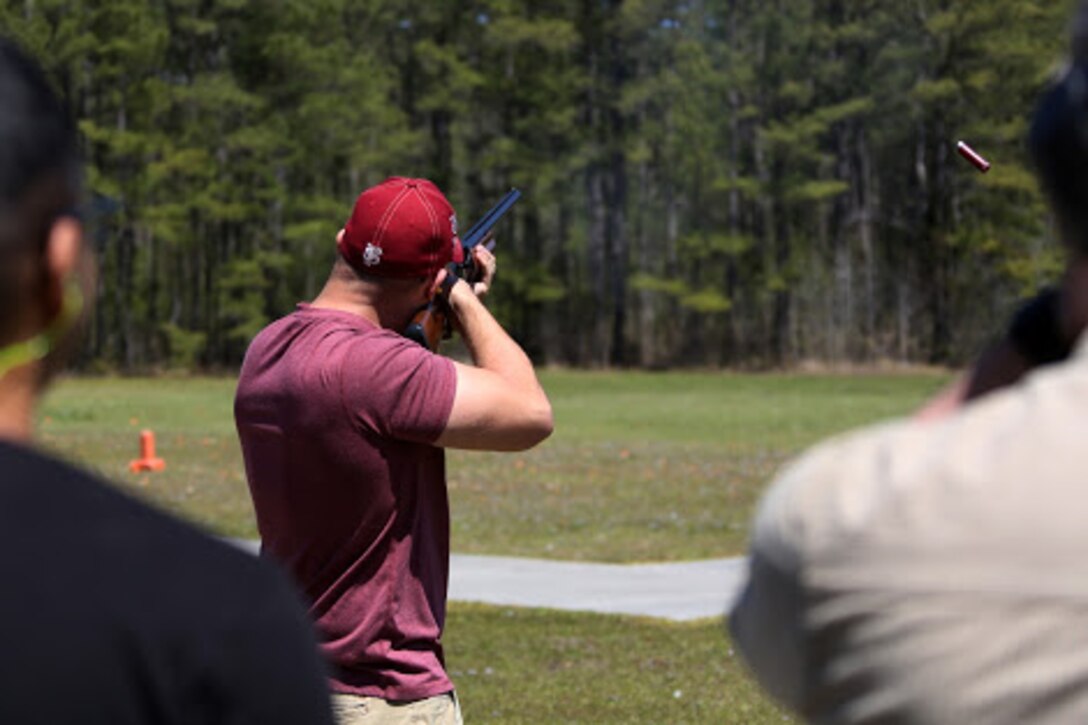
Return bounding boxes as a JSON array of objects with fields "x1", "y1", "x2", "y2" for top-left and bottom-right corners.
[{"x1": 956, "y1": 141, "x2": 991, "y2": 173}]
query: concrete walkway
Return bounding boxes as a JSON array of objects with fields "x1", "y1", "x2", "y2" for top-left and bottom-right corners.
[
  {"x1": 449, "y1": 554, "x2": 747, "y2": 622},
  {"x1": 234, "y1": 541, "x2": 747, "y2": 622}
]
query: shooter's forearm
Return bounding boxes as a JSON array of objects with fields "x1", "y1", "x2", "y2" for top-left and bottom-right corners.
[{"x1": 448, "y1": 282, "x2": 546, "y2": 405}]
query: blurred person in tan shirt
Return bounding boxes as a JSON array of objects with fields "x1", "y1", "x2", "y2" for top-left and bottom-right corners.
[{"x1": 730, "y1": 4, "x2": 1088, "y2": 723}]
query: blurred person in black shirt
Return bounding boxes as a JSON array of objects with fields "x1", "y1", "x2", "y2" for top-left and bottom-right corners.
[{"x1": 0, "y1": 36, "x2": 333, "y2": 725}]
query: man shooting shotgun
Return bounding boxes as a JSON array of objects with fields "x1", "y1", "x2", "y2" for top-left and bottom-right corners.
[{"x1": 234, "y1": 177, "x2": 552, "y2": 725}]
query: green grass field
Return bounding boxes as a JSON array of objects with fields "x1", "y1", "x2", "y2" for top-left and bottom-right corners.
[
  {"x1": 38, "y1": 370, "x2": 947, "y2": 561},
  {"x1": 446, "y1": 604, "x2": 783, "y2": 724},
  {"x1": 36, "y1": 369, "x2": 948, "y2": 723}
]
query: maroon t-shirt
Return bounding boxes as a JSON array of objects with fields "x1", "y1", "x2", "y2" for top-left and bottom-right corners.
[{"x1": 234, "y1": 304, "x2": 457, "y2": 701}]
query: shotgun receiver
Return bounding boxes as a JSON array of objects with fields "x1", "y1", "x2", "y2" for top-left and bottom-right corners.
[{"x1": 403, "y1": 188, "x2": 522, "y2": 350}]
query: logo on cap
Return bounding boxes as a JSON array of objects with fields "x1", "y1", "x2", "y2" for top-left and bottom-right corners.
[{"x1": 363, "y1": 243, "x2": 383, "y2": 267}]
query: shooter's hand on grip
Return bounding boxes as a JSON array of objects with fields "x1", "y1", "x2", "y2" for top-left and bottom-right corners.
[{"x1": 467, "y1": 239, "x2": 497, "y2": 300}]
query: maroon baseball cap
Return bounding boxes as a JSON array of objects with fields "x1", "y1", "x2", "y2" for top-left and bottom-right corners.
[{"x1": 339, "y1": 177, "x2": 464, "y2": 279}]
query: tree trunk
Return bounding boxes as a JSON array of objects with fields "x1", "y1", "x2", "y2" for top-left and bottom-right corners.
[
  {"x1": 586, "y1": 166, "x2": 609, "y2": 366},
  {"x1": 607, "y1": 140, "x2": 628, "y2": 367},
  {"x1": 857, "y1": 129, "x2": 877, "y2": 360},
  {"x1": 636, "y1": 159, "x2": 656, "y2": 368}
]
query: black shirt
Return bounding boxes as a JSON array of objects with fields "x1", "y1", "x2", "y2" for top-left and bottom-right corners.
[{"x1": 0, "y1": 440, "x2": 334, "y2": 725}]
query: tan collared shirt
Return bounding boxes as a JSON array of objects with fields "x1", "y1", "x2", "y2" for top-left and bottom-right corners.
[{"x1": 731, "y1": 335, "x2": 1088, "y2": 724}]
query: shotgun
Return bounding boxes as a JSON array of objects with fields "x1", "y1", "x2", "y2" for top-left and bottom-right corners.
[{"x1": 403, "y1": 188, "x2": 522, "y2": 350}]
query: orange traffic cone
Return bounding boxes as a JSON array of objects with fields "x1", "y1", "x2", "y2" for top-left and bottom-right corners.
[{"x1": 129, "y1": 429, "x2": 166, "y2": 473}]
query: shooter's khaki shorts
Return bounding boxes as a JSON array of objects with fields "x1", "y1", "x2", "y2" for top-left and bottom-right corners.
[{"x1": 331, "y1": 691, "x2": 462, "y2": 725}]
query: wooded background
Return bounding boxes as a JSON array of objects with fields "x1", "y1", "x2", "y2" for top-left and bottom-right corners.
[{"x1": 1, "y1": 0, "x2": 1074, "y2": 370}]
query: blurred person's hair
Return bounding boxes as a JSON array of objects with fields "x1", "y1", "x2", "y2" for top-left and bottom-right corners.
[
  {"x1": 1030, "y1": 1, "x2": 1088, "y2": 256},
  {"x1": 0, "y1": 37, "x2": 81, "y2": 342}
]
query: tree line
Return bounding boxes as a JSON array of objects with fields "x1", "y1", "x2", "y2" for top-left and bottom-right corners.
[{"x1": 1, "y1": 0, "x2": 1073, "y2": 370}]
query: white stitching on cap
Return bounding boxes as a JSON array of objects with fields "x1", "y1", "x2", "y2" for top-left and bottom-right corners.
[
  {"x1": 413, "y1": 184, "x2": 442, "y2": 269},
  {"x1": 367, "y1": 184, "x2": 412, "y2": 265}
]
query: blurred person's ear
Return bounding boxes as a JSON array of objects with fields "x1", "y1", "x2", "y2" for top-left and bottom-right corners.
[
  {"x1": 34, "y1": 216, "x2": 91, "y2": 386},
  {"x1": 41, "y1": 217, "x2": 83, "y2": 322}
]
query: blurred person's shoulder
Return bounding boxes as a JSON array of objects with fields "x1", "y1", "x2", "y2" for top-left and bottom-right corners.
[
  {"x1": 5, "y1": 440, "x2": 249, "y2": 563},
  {"x1": 741, "y1": 349, "x2": 1088, "y2": 723},
  {"x1": 0, "y1": 437, "x2": 332, "y2": 723},
  {"x1": 0, "y1": 437, "x2": 308, "y2": 636},
  {"x1": 755, "y1": 345, "x2": 1088, "y2": 588}
]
